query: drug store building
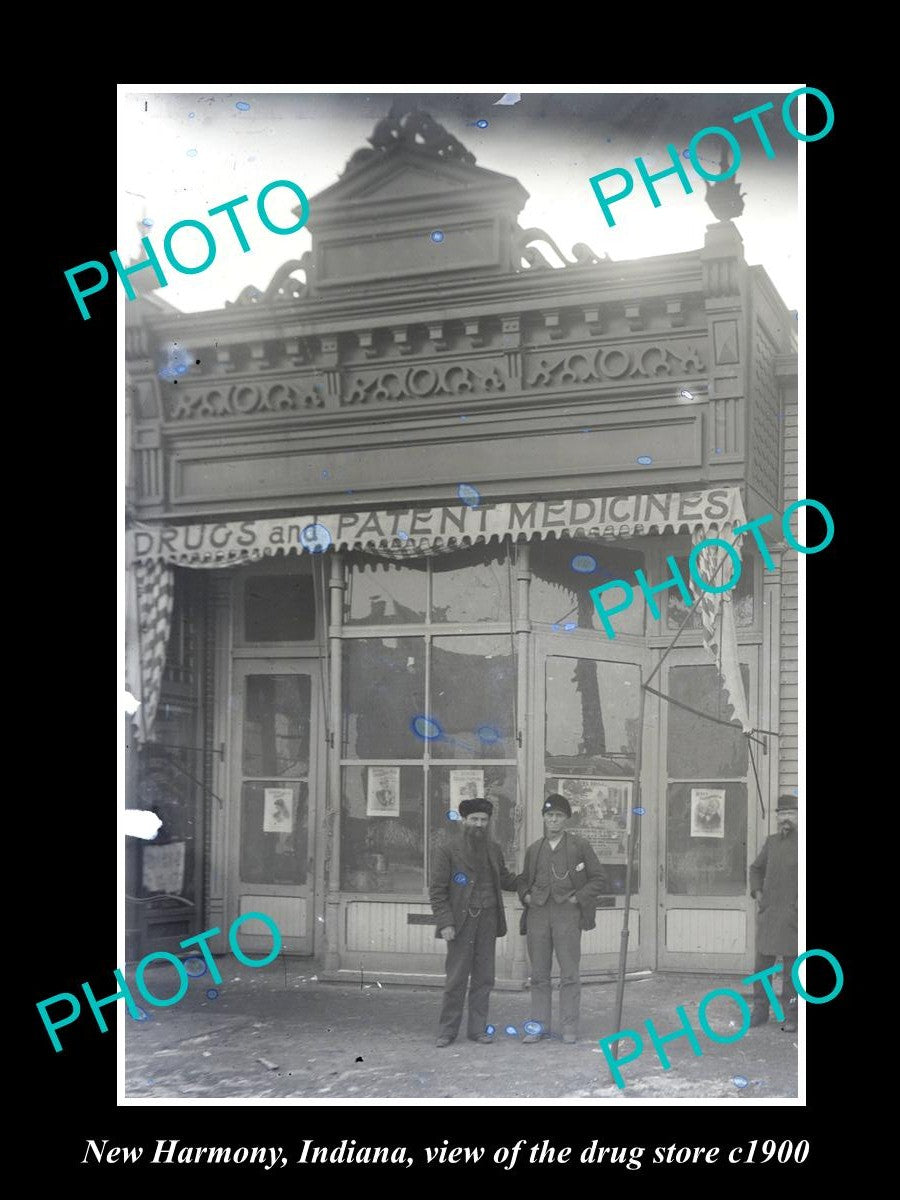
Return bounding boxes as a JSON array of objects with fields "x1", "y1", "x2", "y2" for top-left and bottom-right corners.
[{"x1": 125, "y1": 111, "x2": 798, "y2": 985}]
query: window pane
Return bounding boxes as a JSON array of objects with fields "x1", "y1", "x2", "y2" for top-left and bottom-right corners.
[
  {"x1": 530, "y1": 539, "x2": 645, "y2": 634},
  {"x1": 240, "y1": 781, "x2": 308, "y2": 885},
  {"x1": 428, "y1": 765, "x2": 518, "y2": 872},
  {"x1": 342, "y1": 638, "x2": 426, "y2": 758},
  {"x1": 430, "y1": 635, "x2": 517, "y2": 759},
  {"x1": 545, "y1": 656, "x2": 640, "y2": 775},
  {"x1": 666, "y1": 782, "x2": 747, "y2": 895},
  {"x1": 135, "y1": 739, "x2": 197, "y2": 901},
  {"x1": 344, "y1": 553, "x2": 427, "y2": 625},
  {"x1": 666, "y1": 555, "x2": 754, "y2": 629},
  {"x1": 244, "y1": 574, "x2": 316, "y2": 641},
  {"x1": 243, "y1": 675, "x2": 310, "y2": 777},
  {"x1": 340, "y1": 766, "x2": 425, "y2": 893},
  {"x1": 666, "y1": 664, "x2": 749, "y2": 778},
  {"x1": 431, "y1": 544, "x2": 510, "y2": 623}
]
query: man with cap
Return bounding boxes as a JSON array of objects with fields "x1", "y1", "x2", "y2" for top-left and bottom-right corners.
[
  {"x1": 429, "y1": 797, "x2": 519, "y2": 1048},
  {"x1": 517, "y1": 793, "x2": 608, "y2": 1044},
  {"x1": 748, "y1": 795, "x2": 799, "y2": 1032}
]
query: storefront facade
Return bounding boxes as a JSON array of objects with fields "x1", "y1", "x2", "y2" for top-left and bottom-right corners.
[{"x1": 125, "y1": 110, "x2": 798, "y2": 984}]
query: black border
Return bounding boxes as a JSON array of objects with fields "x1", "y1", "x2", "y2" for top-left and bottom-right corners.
[{"x1": 27, "y1": 74, "x2": 850, "y2": 1178}]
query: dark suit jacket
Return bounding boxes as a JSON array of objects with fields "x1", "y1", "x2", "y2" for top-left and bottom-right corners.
[
  {"x1": 749, "y1": 831, "x2": 798, "y2": 955},
  {"x1": 429, "y1": 829, "x2": 519, "y2": 939},
  {"x1": 517, "y1": 831, "x2": 608, "y2": 932}
]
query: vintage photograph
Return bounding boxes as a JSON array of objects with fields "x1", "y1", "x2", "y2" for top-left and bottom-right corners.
[
  {"x1": 690, "y1": 787, "x2": 726, "y2": 839},
  {"x1": 366, "y1": 766, "x2": 401, "y2": 818},
  {"x1": 122, "y1": 85, "x2": 803, "y2": 1101}
]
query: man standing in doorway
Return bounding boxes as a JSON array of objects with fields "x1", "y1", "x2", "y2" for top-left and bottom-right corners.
[
  {"x1": 518, "y1": 794, "x2": 607, "y2": 1045},
  {"x1": 749, "y1": 794, "x2": 799, "y2": 1032},
  {"x1": 429, "y1": 798, "x2": 519, "y2": 1048}
]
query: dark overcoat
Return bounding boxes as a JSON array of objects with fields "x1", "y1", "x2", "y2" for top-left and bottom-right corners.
[
  {"x1": 429, "y1": 829, "x2": 519, "y2": 939},
  {"x1": 749, "y1": 831, "x2": 798, "y2": 955},
  {"x1": 517, "y1": 831, "x2": 608, "y2": 933}
]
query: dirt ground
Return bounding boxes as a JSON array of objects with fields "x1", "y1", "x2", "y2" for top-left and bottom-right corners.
[{"x1": 123, "y1": 954, "x2": 799, "y2": 1100}]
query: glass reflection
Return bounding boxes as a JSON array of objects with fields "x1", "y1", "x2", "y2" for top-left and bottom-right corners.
[
  {"x1": 342, "y1": 638, "x2": 426, "y2": 759},
  {"x1": 243, "y1": 675, "x2": 310, "y2": 778},
  {"x1": 344, "y1": 554, "x2": 427, "y2": 625},
  {"x1": 341, "y1": 766, "x2": 425, "y2": 893},
  {"x1": 431, "y1": 544, "x2": 510, "y2": 623},
  {"x1": 666, "y1": 782, "x2": 747, "y2": 895},
  {"x1": 430, "y1": 635, "x2": 516, "y2": 759},
  {"x1": 530, "y1": 539, "x2": 645, "y2": 634},
  {"x1": 667, "y1": 554, "x2": 754, "y2": 629},
  {"x1": 545, "y1": 657, "x2": 640, "y2": 775},
  {"x1": 428, "y1": 766, "x2": 517, "y2": 873},
  {"x1": 240, "y1": 781, "x2": 309, "y2": 885},
  {"x1": 667, "y1": 665, "x2": 749, "y2": 778}
]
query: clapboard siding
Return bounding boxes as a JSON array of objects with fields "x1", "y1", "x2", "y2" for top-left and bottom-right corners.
[
  {"x1": 779, "y1": 377, "x2": 799, "y2": 796},
  {"x1": 666, "y1": 909, "x2": 746, "y2": 953}
]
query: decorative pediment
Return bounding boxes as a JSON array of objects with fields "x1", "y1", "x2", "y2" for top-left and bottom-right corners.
[
  {"x1": 311, "y1": 144, "x2": 527, "y2": 214},
  {"x1": 302, "y1": 109, "x2": 529, "y2": 290}
]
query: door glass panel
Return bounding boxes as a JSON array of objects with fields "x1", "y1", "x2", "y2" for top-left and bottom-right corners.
[
  {"x1": 667, "y1": 664, "x2": 749, "y2": 778},
  {"x1": 666, "y1": 782, "x2": 748, "y2": 895},
  {"x1": 240, "y1": 780, "x2": 309, "y2": 884},
  {"x1": 531, "y1": 540, "x2": 646, "y2": 634},
  {"x1": 240, "y1": 673, "x2": 312, "y2": 888},
  {"x1": 545, "y1": 656, "x2": 641, "y2": 894},
  {"x1": 243, "y1": 675, "x2": 311, "y2": 777},
  {"x1": 340, "y1": 766, "x2": 425, "y2": 893}
]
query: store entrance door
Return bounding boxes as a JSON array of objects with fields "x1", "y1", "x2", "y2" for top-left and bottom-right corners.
[
  {"x1": 656, "y1": 647, "x2": 760, "y2": 972},
  {"x1": 228, "y1": 661, "x2": 321, "y2": 955},
  {"x1": 535, "y1": 636, "x2": 656, "y2": 975}
]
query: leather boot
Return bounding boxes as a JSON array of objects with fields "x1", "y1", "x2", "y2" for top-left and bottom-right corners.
[{"x1": 750, "y1": 1005, "x2": 769, "y2": 1028}]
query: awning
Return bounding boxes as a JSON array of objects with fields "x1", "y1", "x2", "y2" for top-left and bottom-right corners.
[
  {"x1": 128, "y1": 487, "x2": 747, "y2": 565},
  {"x1": 127, "y1": 485, "x2": 750, "y2": 744}
]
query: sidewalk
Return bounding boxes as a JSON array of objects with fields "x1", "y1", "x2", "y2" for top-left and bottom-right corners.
[{"x1": 124, "y1": 955, "x2": 798, "y2": 1100}]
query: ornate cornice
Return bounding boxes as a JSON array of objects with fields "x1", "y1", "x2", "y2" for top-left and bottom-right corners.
[{"x1": 340, "y1": 106, "x2": 477, "y2": 177}]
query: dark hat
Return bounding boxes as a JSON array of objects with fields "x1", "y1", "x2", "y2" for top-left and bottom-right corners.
[
  {"x1": 459, "y1": 798, "x2": 493, "y2": 818},
  {"x1": 776, "y1": 794, "x2": 798, "y2": 812},
  {"x1": 542, "y1": 793, "x2": 572, "y2": 818}
]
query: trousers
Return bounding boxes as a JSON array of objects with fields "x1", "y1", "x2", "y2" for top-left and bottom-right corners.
[
  {"x1": 526, "y1": 898, "x2": 582, "y2": 1035},
  {"x1": 437, "y1": 907, "x2": 498, "y2": 1040},
  {"x1": 752, "y1": 951, "x2": 798, "y2": 1018}
]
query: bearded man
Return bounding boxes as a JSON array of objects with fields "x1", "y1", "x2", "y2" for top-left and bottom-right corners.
[{"x1": 429, "y1": 798, "x2": 519, "y2": 1048}]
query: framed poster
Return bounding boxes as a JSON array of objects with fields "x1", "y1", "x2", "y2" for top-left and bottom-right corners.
[
  {"x1": 556, "y1": 778, "x2": 632, "y2": 861},
  {"x1": 449, "y1": 768, "x2": 484, "y2": 808},
  {"x1": 690, "y1": 787, "x2": 726, "y2": 838},
  {"x1": 263, "y1": 787, "x2": 294, "y2": 834},
  {"x1": 366, "y1": 766, "x2": 401, "y2": 817}
]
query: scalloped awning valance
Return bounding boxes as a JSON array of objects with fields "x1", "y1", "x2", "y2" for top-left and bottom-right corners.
[{"x1": 128, "y1": 486, "x2": 747, "y2": 567}]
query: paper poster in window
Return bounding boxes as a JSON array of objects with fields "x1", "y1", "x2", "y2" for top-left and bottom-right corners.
[
  {"x1": 691, "y1": 787, "x2": 725, "y2": 838},
  {"x1": 367, "y1": 766, "x2": 401, "y2": 817},
  {"x1": 142, "y1": 840, "x2": 186, "y2": 895},
  {"x1": 263, "y1": 787, "x2": 294, "y2": 834},
  {"x1": 556, "y1": 778, "x2": 632, "y2": 861},
  {"x1": 450, "y1": 768, "x2": 484, "y2": 809}
]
